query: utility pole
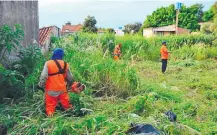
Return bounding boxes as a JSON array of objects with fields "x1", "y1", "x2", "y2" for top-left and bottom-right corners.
[
  {"x1": 176, "y1": 10, "x2": 179, "y2": 35},
  {"x1": 175, "y1": 2, "x2": 182, "y2": 35}
]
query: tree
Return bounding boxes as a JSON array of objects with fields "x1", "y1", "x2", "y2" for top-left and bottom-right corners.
[
  {"x1": 140, "y1": 4, "x2": 205, "y2": 32},
  {"x1": 82, "y1": 16, "x2": 97, "y2": 33},
  {"x1": 201, "y1": 2, "x2": 217, "y2": 35},
  {"x1": 106, "y1": 28, "x2": 115, "y2": 34},
  {"x1": 178, "y1": 4, "x2": 201, "y2": 31},
  {"x1": 214, "y1": 17, "x2": 217, "y2": 34},
  {"x1": 133, "y1": 22, "x2": 142, "y2": 33},
  {"x1": 141, "y1": 4, "x2": 176, "y2": 28},
  {"x1": 211, "y1": 1, "x2": 217, "y2": 17},
  {"x1": 190, "y1": 4, "x2": 204, "y2": 22},
  {"x1": 202, "y1": 10, "x2": 214, "y2": 22},
  {"x1": 123, "y1": 22, "x2": 142, "y2": 34},
  {"x1": 202, "y1": 2, "x2": 217, "y2": 22},
  {"x1": 123, "y1": 24, "x2": 132, "y2": 34}
]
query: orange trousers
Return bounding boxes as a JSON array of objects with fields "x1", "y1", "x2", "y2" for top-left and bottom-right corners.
[
  {"x1": 114, "y1": 56, "x2": 119, "y2": 61},
  {"x1": 45, "y1": 92, "x2": 72, "y2": 116}
]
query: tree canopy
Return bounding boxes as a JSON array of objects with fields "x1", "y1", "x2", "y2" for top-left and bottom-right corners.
[
  {"x1": 202, "y1": 2, "x2": 217, "y2": 22},
  {"x1": 106, "y1": 28, "x2": 115, "y2": 34},
  {"x1": 123, "y1": 22, "x2": 142, "y2": 34},
  {"x1": 140, "y1": 3, "x2": 207, "y2": 32},
  {"x1": 82, "y1": 16, "x2": 97, "y2": 33}
]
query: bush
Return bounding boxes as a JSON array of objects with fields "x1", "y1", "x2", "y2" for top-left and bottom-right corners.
[
  {"x1": 12, "y1": 43, "x2": 42, "y2": 76},
  {"x1": 0, "y1": 66, "x2": 24, "y2": 102},
  {"x1": 0, "y1": 24, "x2": 43, "y2": 101},
  {"x1": 0, "y1": 24, "x2": 24, "y2": 62}
]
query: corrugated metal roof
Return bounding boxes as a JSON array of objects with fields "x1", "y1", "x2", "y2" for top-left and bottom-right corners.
[
  {"x1": 153, "y1": 25, "x2": 176, "y2": 32},
  {"x1": 39, "y1": 26, "x2": 52, "y2": 45},
  {"x1": 143, "y1": 25, "x2": 189, "y2": 32}
]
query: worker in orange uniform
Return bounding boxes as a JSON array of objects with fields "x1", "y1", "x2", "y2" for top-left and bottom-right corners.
[
  {"x1": 38, "y1": 48, "x2": 83, "y2": 116},
  {"x1": 113, "y1": 43, "x2": 122, "y2": 60},
  {"x1": 160, "y1": 41, "x2": 169, "y2": 73}
]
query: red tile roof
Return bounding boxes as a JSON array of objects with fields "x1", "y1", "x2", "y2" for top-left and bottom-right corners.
[
  {"x1": 61, "y1": 24, "x2": 83, "y2": 33},
  {"x1": 39, "y1": 26, "x2": 52, "y2": 45}
]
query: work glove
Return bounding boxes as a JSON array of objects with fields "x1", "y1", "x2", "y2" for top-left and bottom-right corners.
[{"x1": 69, "y1": 82, "x2": 86, "y2": 94}]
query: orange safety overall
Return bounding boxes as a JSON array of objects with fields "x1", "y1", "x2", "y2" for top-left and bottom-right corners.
[
  {"x1": 113, "y1": 45, "x2": 121, "y2": 60},
  {"x1": 45, "y1": 60, "x2": 72, "y2": 116}
]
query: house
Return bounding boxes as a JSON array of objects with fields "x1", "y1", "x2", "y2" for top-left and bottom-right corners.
[
  {"x1": 0, "y1": 1, "x2": 39, "y2": 47},
  {"x1": 115, "y1": 27, "x2": 124, "y2": 36},
  {"x1": 143, "y1": 25, "x2": 190, "y2": 37},
  {"x1": 61, "y1": 22, "x2": 83, "y2": 36},
  {"x1": 97, "y1": 29, "x2": 105, "y2": 35},
  {"x1": 39, "y1": 26, "x2": 60, "y2": 54}
]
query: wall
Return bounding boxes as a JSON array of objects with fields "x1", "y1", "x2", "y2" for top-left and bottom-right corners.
[
  {"x1": 115, "y1": 29, "x2": 124, "y2": 36},
  {"x1": 177, "y1": 28, "x2": 190, "y2": 35},
  {"x1": 164, "y1": 31, "x2": 170, "y2": 36},
  {"x1": 51, "y1": 26, "x2": 61, "y2": 37},
  {"x1": 163, "y1": 31, "x2": 175, "y2": 36},
  {"x1": 0, "y1": 1, "x2": 39, "y2": 47},
  {"x1": 143, "y1": 28, "x2": 153, "y2": 37},
  {"x1": 40, "y1": 26, "x2": 61, "y2": 54},
  {"x1": 61, "y1": 32, "x2": 75, "y2": 37},
  {"x1": 41, "y1": 37, "x2": 51, "y2": 55}
]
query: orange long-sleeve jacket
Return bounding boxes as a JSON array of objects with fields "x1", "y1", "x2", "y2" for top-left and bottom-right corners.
[
  {"x1": 39, "y1": 60, "x2": 73, "y2": 95},
  {"x1": 160, "y1": 45, "x2": 169, "y2": 59}
]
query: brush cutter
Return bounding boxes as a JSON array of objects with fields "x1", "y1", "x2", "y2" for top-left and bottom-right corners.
[{"x1": 69, "y1": 82, "x2": 86, "y2": 94}]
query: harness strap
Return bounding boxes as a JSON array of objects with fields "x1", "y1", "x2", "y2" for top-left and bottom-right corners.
[{"x1": 48, "y1": 60, "x2": 67, "y2": 76}]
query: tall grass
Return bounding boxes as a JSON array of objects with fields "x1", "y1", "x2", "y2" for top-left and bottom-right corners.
[
  {"x1": 116, "y1": 34, "x2": 217, "y2": 61},
  {"x1": 55, "y1": 34, "x2": 139, "y2": 98},
  {"x1": 1, "y1": 33, "x2": 217, "y2": 135},
  {"x1": 59, "y1": 33, "x2": 217, "y2": 61},
  {"x1": 172, "y1": 44, "x2": 217, "y2": 60}
]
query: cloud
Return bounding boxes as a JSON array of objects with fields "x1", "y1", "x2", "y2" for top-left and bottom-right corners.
[{"x1": 39, "y1": 0, "x2": 215, "y2": 28}]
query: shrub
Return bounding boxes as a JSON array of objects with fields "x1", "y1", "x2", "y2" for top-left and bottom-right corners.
[
  {"x1": 12, "y1": 43, "x2": 42, "y2": 76},
  {"x1": 0, "y1": 24, "x2": 43, "y2": 101},
  {"x1": 0, "y1": 24, "x2": 24, "y2": 62},
  {"x1": 0, "y1": 66, "x2": 24, "y2": 102}
]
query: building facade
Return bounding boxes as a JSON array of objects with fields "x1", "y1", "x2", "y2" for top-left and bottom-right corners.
[
  {"x1": 115, "y1": 27, "x2": 124, "y2": 36},
  {"x1": 0, "y1": 1, "x2": 39, "y2": 47},
  {"x1": 143, "y1": 25, "x2": 190, "y2": 37},
  {"x1": 39, "y1": 26, "x2": 60, "y2": 54}
]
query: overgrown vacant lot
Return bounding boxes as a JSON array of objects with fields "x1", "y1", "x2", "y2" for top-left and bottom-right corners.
[{"x1": 1, "y1": 34, "x2": 217, "y2": 135}]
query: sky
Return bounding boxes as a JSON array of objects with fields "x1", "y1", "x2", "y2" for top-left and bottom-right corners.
[{"x1": 39, "y1": 0, "x2": 216, "y2": 29}]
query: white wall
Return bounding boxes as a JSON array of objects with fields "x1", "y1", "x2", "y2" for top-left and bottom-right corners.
[
  {"x1": 115, "y1": 29, "x2": 124, "y2": 36},
  {"x1": 143, "y1": 28, "x2": 153, "y2": 37}
]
